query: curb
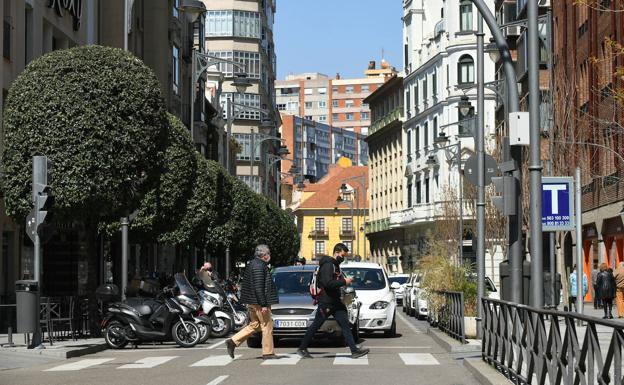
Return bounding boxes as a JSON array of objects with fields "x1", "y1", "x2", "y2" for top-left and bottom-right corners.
[
  {"x1": 426, "y1": 327, "x2": 481, "y2": 354},
  {"x1": 1, "y1": 343, "x2": 107, "y2": 359},
  {"x1": 463, "y1": 357, "x2": 513, "y2": 385}
]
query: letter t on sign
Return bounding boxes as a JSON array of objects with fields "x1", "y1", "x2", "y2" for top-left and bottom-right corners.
[{"x1": 543, "y1": 184, "x2": 567, "y2": 214}]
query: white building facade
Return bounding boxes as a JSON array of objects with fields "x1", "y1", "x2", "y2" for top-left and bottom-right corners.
[{"x1": 394, "y1": 0, "x2": 501, "y2": 281}]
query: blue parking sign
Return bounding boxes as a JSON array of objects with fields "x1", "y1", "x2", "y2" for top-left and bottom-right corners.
[{"x1": 542, "y1": 177, "x2": 575, "y2": 231}]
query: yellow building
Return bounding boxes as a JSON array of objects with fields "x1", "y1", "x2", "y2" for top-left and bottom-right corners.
[{"x1": 294, "y1": 158, "x2": 369, "y2": 261}]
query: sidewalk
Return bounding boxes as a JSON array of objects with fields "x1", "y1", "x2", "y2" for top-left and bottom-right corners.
[{"x1": 0, "y1": 333, "x2": 107, "y2": 359}]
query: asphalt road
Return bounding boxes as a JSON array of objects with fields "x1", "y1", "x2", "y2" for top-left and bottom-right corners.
[{"x1": 0, "y1": 309, "x2": 480, "y2": 385}]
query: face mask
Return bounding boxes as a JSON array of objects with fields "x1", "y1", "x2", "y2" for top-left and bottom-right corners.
[{"x1": 336, "y1": 255, "x2": 345, "y2": 264}]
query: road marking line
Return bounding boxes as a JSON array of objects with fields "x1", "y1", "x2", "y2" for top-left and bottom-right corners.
[
  {"x1": 190, "y1": 354, "x2": 241, "y2": 367},
  {"x1": 45, "y1": 358, "x2": 115, "y2": 371},
  {"x1": 207, "y1": 339, "x2": 227, "y2": 350},
  {"x1": 396, "y1": 310, "x2": 424, "y2": 335},
  {"x1": 399, "y1": 353, "x2": 440, "y2": 365},
  {"x1": 333, "y1": 353, "x2": 368, "y2": 365},
  {"x1": 206, "y1": 375, "x2": 229, "y2": 385},
  {"x1": 261, "y1": 353, "x2": 301, "y2": 365},
  {"x1": 117, "y1": 356, "x2": 178, "y2": 369},
  {"x1": 358, "y1": 346, "x2": 431, "y2": 349}
]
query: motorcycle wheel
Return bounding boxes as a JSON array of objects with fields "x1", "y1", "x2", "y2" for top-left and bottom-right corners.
[
  {"x1": 210, "y1": 315, "x2": 233, "y2": 338},
  {"x1": 172, "y1": 320, "x2": 201, "y2": 348},
  {"x1": 104, "y1": 321, "x2": 128, "y2": 349},
  {"x1": 197, "y1": 321, "x2": 211, "y2": 344},
  {"x1": 233, "y1": 310, "x2": 249, "y2": 331}
]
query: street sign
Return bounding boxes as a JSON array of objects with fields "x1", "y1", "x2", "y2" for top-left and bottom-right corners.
[
  {"x1": 464, "y1": 153, "x2": 499, "y2": 186},
  {"x1": 26, "y1": 209, "x2": 37, "y2": 242},
  {"x1": 542, "y1": 177, "x2": 574, "y2": 231}
]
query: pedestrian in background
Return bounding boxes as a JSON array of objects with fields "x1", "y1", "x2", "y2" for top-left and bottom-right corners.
[
  {"x1": 568, "y1": 265, "x2": 588, "y2": 312},
  {"x1": 591, "y1": 265, "x2": 601, "y2": 309},
  {"x1": 226, "y1": 244, "x2": 280, "y2": 359},
  {"x1": 597, "y1": 263, "x2": 616, "y2": 319},
  {"x1": 614, "y1": 262, "x2": 624, "y2": 318}
]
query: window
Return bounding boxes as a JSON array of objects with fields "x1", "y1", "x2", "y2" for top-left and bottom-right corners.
[
  {"x1": 304, "y1": 88, "x2": 313, "y2": 95},
  {"x1": 425, "y1": 178, "x2": 430, "y2": 203},
  {"x1": 406, "y1": 129, "x2": 412, "y2": 161},
  {"x1": 206, "y1": 10, "x2": 261, "y2": 38},
  {"x1": 305, "y1": 101, "x2": 313, "y2": 109},
  {"x1": 233, "y1": 133, "x2": 260, "y2": 161},
  {"x1": 346, "y1": 113, "x2": 354, "y2": 121},
  {"x1": 432, "y1": 70, "x2": 437, "y2": 101},
  {"x1": 173, "y1": 0, "x2": 179, "y2": 17},
  {"x1": 460, "y1": 0, "x2": 473, "y2": 31},
  {"x1": 318, "y1": 87, "x2": 327, "y2": 94},
  {"x1": 342, "y1": 241, "x2": 353, "y2": 251},
  {"x1": 277, "y1": 103, "x2": 286, "y2": 110},
  {"x1": 361, "y1": 112, "x2": 369, "y2": 120},
  {"x1": 424, "y1": 121, "x2": 429, "y2": 148},
  {"x1": 221, "y1": 93, "x2": 261, "y2": 120},
  {"x1": 318, "y1": 101, "x2": 327, "y2": 109},
  {"x1": 332, "y1": 85, "x2": 339, "y2": 93},
  {"x1": 318, "y1": 115, "x2": 327, "y2": 122},
  {"x1": 416, "y1": 181, "x2": 422, "y2": 204},
  {"x1": 332, "y1": 100, "x2": 339, "y2": 108},
  {"x1": 315, "y1": 218, "x2": 325, "y2": 231},
  {"x1": 209, "y1": 51, "x2": 261, "y2": 78},
  {"x1": 345, "y1": 99, "x2": 355, "y2": 108},
  {"x1": 433, "y1": 116, "x2": 438, "y2": 141},
  {"x1": 342, "y1": 218, "x2": 353, "y2": 231},
  {"x1": 346, "y1": 85, "x2": 354, "y2": 93},
  {"x1": 415, "y1": 126, "x2": 420, "y2": 150},
  {"x1": 315, "y1": 241, "x2": 325, "y2": 255},
  {"x1": 286, "y1": 101, "x2": 299, "y2": 110},
  {"x1": 237, "y1": 175, "x2": 260, "y2": 193},
  {"x1": 332, "y1": 113, "x2": 339, "y2": 120},
  {"x1": 172, "y1": 45, "x2": 180, "y2": 94},
  {"x1": 458, "y1": 55, "x2": 474, "y2": 84},
  {"x1": 361, "y1": 85, "x2": 370, "y2": 93},
  {"x1": 407, "y1": 183, "x2": 413, "y2": 207}
]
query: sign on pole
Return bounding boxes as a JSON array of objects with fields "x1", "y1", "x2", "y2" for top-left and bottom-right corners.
[{"x1": 541, "y1": 177, "x2": 574, "y2": 231}]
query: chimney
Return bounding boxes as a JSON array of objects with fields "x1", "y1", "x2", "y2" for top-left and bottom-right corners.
[
  {"x1": 335, "y1": 72, "x2": 341, "y2": 80},
  {"x1": 368, "y1": 60, "x2": 376, "y2": 70}
]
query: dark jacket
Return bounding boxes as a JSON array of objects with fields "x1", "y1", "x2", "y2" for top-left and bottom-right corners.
[
  {"x1": 597, "y1": 270, "x2": 616, "y2": 300},
  {"x1": 240, "y1": 257, "x2": 279, "y2": 307},
  {"x1": 317, "y1": 255, "x2": 346, "y2": 305}
]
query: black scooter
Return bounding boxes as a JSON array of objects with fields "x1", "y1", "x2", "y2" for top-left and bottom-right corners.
[{"x1": 99, "y1": 274, "x2": 201, "y2": 349}]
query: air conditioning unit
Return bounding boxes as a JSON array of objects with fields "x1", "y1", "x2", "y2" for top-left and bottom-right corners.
[{"x1": 505, "y1": 26, "x2": 521, "y2": 37}]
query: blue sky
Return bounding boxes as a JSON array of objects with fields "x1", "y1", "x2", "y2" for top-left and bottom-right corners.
[{"x1": 274, "y1": 0, "x2": 403, "y2": 79}]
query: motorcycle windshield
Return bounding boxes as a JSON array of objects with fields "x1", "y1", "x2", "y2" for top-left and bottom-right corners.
[{"x1": 174, "y1": 273, "x2": 199, "y2": 298}]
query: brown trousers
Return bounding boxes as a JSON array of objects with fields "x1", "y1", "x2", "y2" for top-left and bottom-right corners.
[
  {"x1": 231, "y1": 304, "x2": 274, "y2": 355},
  {"x1": 616, "y1": 287, "x2": 624, "y2": 317}
]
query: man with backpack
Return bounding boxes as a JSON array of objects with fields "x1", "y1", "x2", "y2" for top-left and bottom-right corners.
[{"x1": 297, "y1": 243, "x2": 369, "y2": 359}]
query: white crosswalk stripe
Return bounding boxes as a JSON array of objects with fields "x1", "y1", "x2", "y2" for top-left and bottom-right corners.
[
  {"x1": 190, "y1": 354, "x2": 242, "y2": 367},
  {"x1": 118, "y1": 356, "x2": 178, "y2": 369},
  {"x1": 399, "y1": 353, "x2": 440, "y2": 365},
  {"x1": 261, "y1": 353, "x2": 301, "y2": 365},
  {"x1": 333, "y1": 353, "x2": 369, "y2": 365},
  {"x1": 45, "y1": 358, "x2": 115, "y2": 371}
]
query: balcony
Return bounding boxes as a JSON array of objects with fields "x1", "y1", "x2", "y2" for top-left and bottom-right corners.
[
  {"x1": 581, "y1": 170, "x2": 624, "y2": 212},
  {"x1": 339, "y1": 227, "x2": 355, "y2": 238},
  {"x1": 434, "y1": 19, "x2": 445, "y2": 38},
  {"x1": 309, "y1": 228, "x2": 329, "y2": 238},
  {"x1": 370, "y1": 106, "x2": 403, "y2": 136},
  {"x1": 390, "y1": 203, "x2": 437, "y2": 227},
  {"x1": 366, "y1": 218, "x2": 390, "y2": 234}
]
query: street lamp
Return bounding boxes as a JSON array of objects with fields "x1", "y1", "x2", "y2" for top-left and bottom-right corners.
[
  {"x1": 250, "y1": 130, "x2": 283, "y2": 194},
  {"x1": 178, "y1": 0, "x2": 206, "y2": 21},
  {"x1": 486, "y1": 37, "x2": 500, "y2": 63}
]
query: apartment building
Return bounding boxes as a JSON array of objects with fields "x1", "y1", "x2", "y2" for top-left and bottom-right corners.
[
  {"x1": 551, "y1": 1, "x2": 624, "y2": 301},
  {"x1": 275, "y1": 73, "x2": 330, "y2": 123},
  {"x1": 396, "y1": 0, "x2": 498, "y2": 272},
  {"x1": 202, "y1": 0, "x2": 281, "y2": 200},
  {"x1": 364, "y1": 75, "x2": 406, "y2": 273}
]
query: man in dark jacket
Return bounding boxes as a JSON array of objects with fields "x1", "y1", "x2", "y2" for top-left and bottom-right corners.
[
  {"x1": 226, "y1": 244, "x2": 280, "y2": 359},
  {"x1": 296, "y1": 243, "x2": 369, "y2": 359}
]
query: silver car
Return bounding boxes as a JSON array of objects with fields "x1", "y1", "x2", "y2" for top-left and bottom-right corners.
[{"x1": 247, "y1": 265, "x2": 360, "y2": 347}]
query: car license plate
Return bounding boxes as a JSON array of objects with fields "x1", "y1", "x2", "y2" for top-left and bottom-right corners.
[{"x1": 274, "y1": 319, "x2": 307, "y2": 328}]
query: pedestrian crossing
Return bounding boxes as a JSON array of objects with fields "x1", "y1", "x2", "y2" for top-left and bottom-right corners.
[{"x1": 43, "y1": 353, "x2": 441, "y2": 371}]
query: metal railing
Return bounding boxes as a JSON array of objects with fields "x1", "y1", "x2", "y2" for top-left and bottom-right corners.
[
  {"x1": 482, "y1": 297, "x2": 624, "y2": 384},
  {"x1": 434, "y1": 291, "x2": 466, "y2": 344}
]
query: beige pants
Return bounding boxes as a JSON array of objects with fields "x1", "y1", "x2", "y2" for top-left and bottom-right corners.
[
  {"x1": 616, "y1": 288, "x2": 624, "y2": 317},
  {"x1": 231, "y1": 304, "x2": 274, "y2": 355}
]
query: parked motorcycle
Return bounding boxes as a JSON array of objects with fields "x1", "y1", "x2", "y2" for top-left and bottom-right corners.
[{"x1": 98, "y1": 274, "x2": 202, "y2": 349}]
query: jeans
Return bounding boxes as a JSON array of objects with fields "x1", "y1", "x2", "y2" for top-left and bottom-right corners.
[{"x1": 299, "y1": 302, "x2": 357, "y2": 352}]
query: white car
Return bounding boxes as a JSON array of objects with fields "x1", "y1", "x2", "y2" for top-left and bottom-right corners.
[
  {"x1": 388, "y1": 274, "x2": 410, "y2": 305},
  {"x1": 341, "y1": 262, "x2": 399, "y2": 337},
  {"x1": 403, "y1": 272, "x2": 421, "y2": 317}
]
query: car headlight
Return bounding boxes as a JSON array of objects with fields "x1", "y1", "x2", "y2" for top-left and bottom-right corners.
[{"x1": 369, "y1": 301, "x2": 390, "y2": 310}]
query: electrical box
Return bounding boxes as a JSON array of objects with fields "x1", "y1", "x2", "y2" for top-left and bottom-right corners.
[{"x1": 509, "y1": 112, "x2": 530, "y2": 146}]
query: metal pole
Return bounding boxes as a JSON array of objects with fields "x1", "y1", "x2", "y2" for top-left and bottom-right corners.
[
  {"x1": 468, "y1": 0, "x2": 523, "y2": 305},
  {"x1": 226, "y1": 102, "x2": 233, "y2": 174},
  {"x1": 458, "y1": 140, "x2": 464, "y2": 265},
  {"x1": 190, "y1": 51, "x2": 195, "y2": 146},
  {"x1": 476, "y1": 13, "x2": 486, "y2": 339},
  {"x1": 123, "y1": 0, "x2": 128, "y2": 51},
  {"x1": 121, "y1": 217, "x2": 128, "y2": 302},
  {"x1": 528, "y1": 0, "x2": 544, "y2": 308},
  {"x1": 251, "y1": 129, "x2": 255, "y2": 193},
  {"x1": 276, "y1": 163, "x2": 280, "y2": 204},
  {"x1": 30, "y1": 156, "x2": 47, "y2": 349},
  {"x1": 225, "y1": 247, "x2": 231, "y2": 280},
  {"x1": 548, "y1": 160, "x2": 556, "y2": 308},
  {"x1": 264, "y1": 158, "x2": 270, "y2": 195},
  {"x1": 355, "y1": 189, "x2": 360, "y2": 259},
  {"x1": 575, "y1": 167, "x2": 583, "y2": 321}
]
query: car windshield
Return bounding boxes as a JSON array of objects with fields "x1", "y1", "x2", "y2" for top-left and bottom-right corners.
[
  {"x1": 273, "y1": 271, "x2": 313, "y2": 295},
  {"x1": 388, "y1": 276, "x2": 409, "y2": 285},
  {"x1": 342, "y1": 268, "x2": 386, "y2": 291}
]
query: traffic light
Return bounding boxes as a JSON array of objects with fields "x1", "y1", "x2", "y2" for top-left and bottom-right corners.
[
  {"x1": 34, "y1": 183, "x2": 54, "y2": 226},
  {"x1": 491, "y1": 176, "x2": 517, "y2": 216}
]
